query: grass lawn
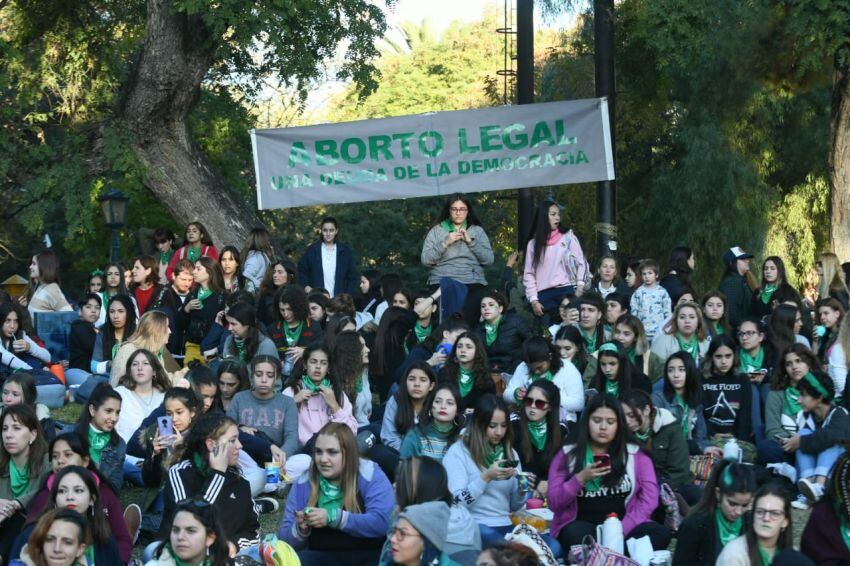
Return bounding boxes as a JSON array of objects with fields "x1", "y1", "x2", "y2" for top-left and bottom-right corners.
[{"x1": 49, "y1": 404, "x2": 811, "y2": 560}]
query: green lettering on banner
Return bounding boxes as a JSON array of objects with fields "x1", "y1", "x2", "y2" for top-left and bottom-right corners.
[
  {"x1": 341, "y1": 138, "x2": 367, "y2": 164},
  {"x1": 288, "y1": 142, "x2": 311, "y2": 167},
  {"x1": 392, "y1": 133, "x2": 415, "y2": 159},
  {"x1": 458, "y1": 129, "x2": 479, "y2": 154},
  {"x1": 502, "y1": 123, "x2": 527, "y2": 150},
  {"x1": 529, "y1": 121, "x2": 555, "y2": 148},
  {"x1": 418, "y1": 131, "x2": 444, "y2": 157},
  {"x1": 369, "y1": 135, "x2": 394, "y2": 161},
  {"x1": 479, "y1": 125, "x2": 502, "y2": 152},
  {"x1": 315, "y1": 139, "x2": 339, "y2": 166}
]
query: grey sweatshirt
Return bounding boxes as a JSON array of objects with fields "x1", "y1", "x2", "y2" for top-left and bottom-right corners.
[
  {"x1": 226, "y1": 390, "x2": 300, "y2": 457},
  {"x1": 420, "y1": 224, "x2": 494, "y2": 285}
]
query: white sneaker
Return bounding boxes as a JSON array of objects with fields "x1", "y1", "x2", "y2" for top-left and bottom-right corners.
[
  {"x1": 791, "y1": 494, "x2": 810, "y2": 510},
  {"x1": 767, "y1": 462, "x2": 797, "y2": 483},
  {"x1": 798, "y1": 478, "x2": 825, "y2": 503}
]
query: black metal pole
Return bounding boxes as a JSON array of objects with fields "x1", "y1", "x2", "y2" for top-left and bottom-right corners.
[
  {"x1": 111, "y1": 228, "x2": 120, "y2": 262},
  {"x1": 516, "y1": 0, "x2": 535, "y2": 251},
  {"x1": 594, "y1": 0, "x2": 616, "y2": 259}
]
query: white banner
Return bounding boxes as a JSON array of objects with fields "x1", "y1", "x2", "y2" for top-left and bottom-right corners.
[{"x1": 250, "y1": 98, "x2": 614, "y2": 209}]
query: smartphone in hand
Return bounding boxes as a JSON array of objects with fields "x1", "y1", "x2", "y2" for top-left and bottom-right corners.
[{"x1": 593, "y1": 453, "x2": 611, "y2": 468}]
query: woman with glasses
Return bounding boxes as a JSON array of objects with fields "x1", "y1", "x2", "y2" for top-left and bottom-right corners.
[
  {"x1": 384, "y1": 502, "x2": 455, "y2": 566},
  {"x1": 421, "y1": 194, "x2": 494, "y2": 324},
  {"x1": 511, "y1": 380, "x2": 566, "y2": 500}
]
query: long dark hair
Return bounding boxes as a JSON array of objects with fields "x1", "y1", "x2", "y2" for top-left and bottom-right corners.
[
  {"x1": 592, "y1": 342, "x2": 634, "y2": 396},
  {"x1": 287, "y1": 344, "x2": 344, "y2": 407},
  {"x1": 0, "y1": 404, "x2": 48, "y2": 477},
  {"x1": 620, "y1": 389, "x2": 656, "y2": 448},
  {"x1": 259, "y1": 258, "x2": 296, "y2": 297},
  {"x1": 155, "y1": 499, "x2": 231, "y2": 564},
  {"x1": 433, "y1": 193, "x2": 482, "y2": 227},
  {"x1": 516, "y1": 380, "x2": 562, "y2": 469},
  {"x1": 356, "y1": 268, "x2": 382, "y2": 311},
  {"x1": 332, "y1": 331, "x2": 366, "y2": 402},
  {"x1": 369, "y1": 306, "x2": 409, "y2": 378},
  {"x1": 703, "y1": 333, "x2": 739, "y2": 377},
  {"x1": 522, "y1": 336, "x2": 563, "y2": 374},
  {"x1": 662, "y1": 351, "x2": 702, "y2": 408},
  {"x1": 102, "y1": 294, "x2": 137, "y2": 361},
  {"x1": 0, "y1": 302, "x2": 23, "y2": 343},
  {"x1": 701, "y1": 290, "x2": 732, "y2": 339},
  {"x1": 441, "y1": 331, "x2": 493, "y2": 395},
  {"x1": 418, "y1": 381, "x2": 463, "y2": 444},
  {"x1": 691, "y1": 459, "x2": 756, "y2": 516},
  {"x1": 395, "y1": 456, "x2": 452, "y2": 509},
  {"x1": 529, "y1": 199, "x2": 566, "y2": 270},
  {"x1": 666, "y1": 246, "x2": 693, "y2": 286},
  {"x1": 172, "y1": 413, "x2": 237, "y2": 468},
  {"x1": 767, "y1": 304, "x2": 798, "y2": 357},
  {"x1": 275, "y1": 284, "x2": 309, "y2": 324},
  {"x1": 464, "y1": 394, "x2": 513, "y2": 470},
  {"x1": 394, "y1": 362, "x2": 437, "y2": 440},
  {"x1": 75, "y1": 383, "x2": 122, "y2": 447},
  {"x1": 217, "y1": 359, "x2": 250, "y2": 396},
  {"x1": 185, "y1": 221, "x2": 214, "y2": 246},
  {"x1": 219, "y1": 245, "x2": 247, "y2": 290},
  {"x1": 745, "y1": 484, "x2": 793, "y2": 566},
  {"x1": 554, "y1": 325, "x2": 590, "y2": 370},
  {"x1": 568, "y1": 394, "x2": 629, "y2": 488},
  {"x1": 761, "y1": 256, "x2": 788, "y2": 287},
  {"x1": 772, "y1": 343, "x2": 821, "y2": 391},
  {"x1": 48, "y1": 465, "x2": 112, "y2": 546},
  {"x1": 224, "y1": 301, "x2": 262, "y2": 361}
]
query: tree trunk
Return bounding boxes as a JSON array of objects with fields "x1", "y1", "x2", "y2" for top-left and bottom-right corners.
[
  {"x1": 831, "y1": 62, "x2": 850, "y2": 261},
  {"x1": 118, "y1": 0, "x2": 261, "y2": 246}
]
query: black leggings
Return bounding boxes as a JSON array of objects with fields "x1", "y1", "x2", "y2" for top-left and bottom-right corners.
[{"x1": 557, "y1": 519, "x2": 671, "y2": 554}]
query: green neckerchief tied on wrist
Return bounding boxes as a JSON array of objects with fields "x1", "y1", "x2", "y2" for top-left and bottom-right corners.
[
  {"x1": 761, "y1": 283, "x2": 777, "y2": 305},
  {"x1": 579, "y1": 328, "x2": 598, "y2": 354},
  {"x1": 674, "y1": 394, "x2": 690, "y2": 438},
  {"x1": 440, "y1": 219, "x2": 468, "y2": 233},
  {"x1": 484, "y1": 316, "x2": 501, "y2": 347},
  {"x1": 582, "y1": 446, "x2": 602, "y2": 492},
  {"x1": 605, "y1": 379, "x2": 619, "y2": 397},
  {"x1": 740, "y1": 347, "x2": 765, "y2": 374},
  {"x1": 527, "y1": 419, "x2": 547, "y2": 451},
  {"x1": 413, "y1": 321, "x2": 431, "y2": 343},
  {"x1": 186, "y1": 245, "x2": 202, "y2": 264},
  {"x1": 714, "y1": 508, "x2": 743, "y2": 547},
  {"x1": 783, "y1": 386, "x2": 802, "y2": 417},
  {"x1": 317, "y1": 475, "x2": 343, "y2": 527},
  {"x1": 484, "y1": 443, "x2": 506, "y2": 469},
  {"x1": 88, "y1": 424, "x2": 111, "y2": 465},
  {"x1": 301, "y1": 376, "x2": 332, "y2": 394},
  {"x1": 458, "y1": 367, "x2": 474, "y2": 398},
  {"x1": 9, "y1": 458, "x2": 29, "y2": 498},
  {"x1": 284, "y1": 320, "x2": 304, "y2": 346},
  {"x1": 676, "y1": 333, "x2": 698, "y2": 361},
  {"x1": 196, "y1": 287, "x2": 213, "y2": 304}
]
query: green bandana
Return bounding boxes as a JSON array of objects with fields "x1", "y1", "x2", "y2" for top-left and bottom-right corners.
[
  {"x1": 186, "y1": 245, "x2": 202, "y2": 264},
  {"x1": 9, "y1": 458, "x2": 29, "y2": 498},
  {"x1": 196, "y1": 287, "x2": 213, "y2": 304},
  {"x1": 440, "y1": 219, "x2": 467, "y2": 234},
  {"x1": 714, "y1": 508, "x2": 743, "y2": 547},
  {"x1": 484, "y1": 317, "x2": 501, "y2": 347},
  {"x1": 85, "y1": 545, "x2": 96, "y2": 566},
  {"x1": 458, "y1": 367, "x2": 474, "y2": 398},
  {"x1": 284, "y1": 321, "x2": 304, "y2": 346},
  {"x1": 192, "y1": 452, "x2": 211, "y2": 476},
  {"x1": 761, "y1": 284, "x2": 777, "y2": 305},
  {"x1": 676, "y1": 333, "x2": 699, "y2": 361},
  {"x1": 527, "y1": 419, "x2": 547, "y2": 451},
  {"x1": 432, "y1": 421, "x2": 455, "y2": 434},
  {"x1": 88, "y1": 425, "x2": 111, "y2": 465},
  {"x1": 674, "y1": 394, "x2": 690, "y2": 438},
  {"x1": 714, "y1": 322, "x2": 725, "y2": 336},
  {"x1": 580, "y1": 328, "x2": 598, "y2": 354},
  {"x1": 782, "y1": 386, "x2": 802, "y2": 418},
  {"x1": 318, "y1": 475, "x2": 344, "y2": 527},
  {"x1": 166, "y1": 543, "x2": 211, "y2": 566},
  {"x1": 111, "y1": 339, "x2": 121, "y2": 360},
  {"x1": 626, "y1": 345, "x2": 637, "y2": 364},
  {"x1": 234, "y1": 338, "x2": 247, "y2": 362},
  {"x1": 484, "y1": 443, "x2": 506, "y2": 469},
  {"x1": 635, "y1": 429, "x2": 650, "y2": 442},
  {"x1": 740, "y1": 347, "x2": 765, "y2": 374},
  {"x1": 413, "y1": 321, "x2": 431, "y2": 344},
  {"x1": 158, "y1": 250, "x2": 174, "y2": 265},
  {"x1": 355, "y1": 374, "x2": 364, "y2": 393},
  {"x1": 757, "y1": 545, "x2": 774, "y2": 566},
  {"x1": 533, "y1": 371, "x2": 553, "y2": 382},
  {"x1": 605, "y1": 379, "x2": 619, "y2": 396},
  {"x1": 802, "y1": 371, "x2": 832, "y2": 401},
  {"x1": 301, "y1": 376, "x2": 332, "y2": 393},
  {"x1": 582, "y1": 446, "x2": 602, "y2": 492}
]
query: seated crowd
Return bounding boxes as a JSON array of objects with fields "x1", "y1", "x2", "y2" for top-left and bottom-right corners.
[{"x1": 1, "y1": 195, "x2": 849, "y2": 565}]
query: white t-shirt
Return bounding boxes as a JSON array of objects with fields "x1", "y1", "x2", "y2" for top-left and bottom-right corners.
[
  {"x1": 114, "y1": 386, "x2": 165, "y2": 444},
  {"x1": 321, "y1": 244, "x2": 337, "y2": 297}
]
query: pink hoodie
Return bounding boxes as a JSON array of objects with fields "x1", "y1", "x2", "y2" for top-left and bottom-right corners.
[
  {"x1": 282, "y1": 387, "x2": 359, "y2": 445},
  {"x1": 523, "y1": 230, "x2": 589, "y2": 302}
]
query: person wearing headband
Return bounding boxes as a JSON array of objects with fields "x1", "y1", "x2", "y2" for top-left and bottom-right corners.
[
  {"x1": 778, "y1": 369, "x2": 850, "y2": 509},
  {"x1": 590, "y1": 342, "x2": 652, "y2": 400}
]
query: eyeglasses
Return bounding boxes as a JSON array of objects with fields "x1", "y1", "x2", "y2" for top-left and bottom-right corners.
[
  {"x1": 390, "y1": 527, "x2": 421, "y2": 541},
  {"x1": 754, "y1": 508, "x2": 785, "y2": 520},
  {"x1": 449, "y1": 207, "x2": 468, "y2": 213},
  {"x1": 737, "y1": 330, "x2": 759, "y2": 338},
  {"x1": 523, "y1": 397, "x2": 549, "y2": 410}
]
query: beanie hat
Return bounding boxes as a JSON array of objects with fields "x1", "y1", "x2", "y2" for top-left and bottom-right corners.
[{"x1": 398, "y1": 501, "x2": 450, "y2": 551}]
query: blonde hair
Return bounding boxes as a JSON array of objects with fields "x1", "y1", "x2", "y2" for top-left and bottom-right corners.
[
  {"x1": 837, "y1": 314, "x2": 850, "y2": 369},
  {"x1": 128, "y1": 311, "x2": 170, "y2": 353},
  {"x1": 307, "y1": 423, "x2": 361, "y2": 513},
  {"x1": 663, "y1": 301, "x2": 707, "y2": 341},
  {"x1": 819, "y1": 252, "x2": 848, "y2": 300}
]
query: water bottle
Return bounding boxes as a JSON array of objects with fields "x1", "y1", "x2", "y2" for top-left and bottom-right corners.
[
  {"x1": 723, "y1": 438, "x2": 742, "y2": 462},
  {"x1": 596, "y1": 513, "x2": 624, "y2": 554}
]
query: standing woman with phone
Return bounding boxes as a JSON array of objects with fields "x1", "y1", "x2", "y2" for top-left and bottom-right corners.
[{"x1": 548, "y1": 394, "x2": 670, "y2": 552}]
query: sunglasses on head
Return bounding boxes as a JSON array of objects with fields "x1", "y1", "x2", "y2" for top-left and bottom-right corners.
[{"x1": 523, "y1": 397, "x2": 549, "y2": 410}]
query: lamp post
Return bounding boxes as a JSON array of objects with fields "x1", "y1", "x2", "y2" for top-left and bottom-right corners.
[{"x1": 99, "y1": 188, "x2": 129, "y2": 262}]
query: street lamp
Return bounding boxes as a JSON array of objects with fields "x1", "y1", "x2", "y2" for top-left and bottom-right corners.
[{"x1": 99, "y1": 188, "x2": 129, "y2": 262}]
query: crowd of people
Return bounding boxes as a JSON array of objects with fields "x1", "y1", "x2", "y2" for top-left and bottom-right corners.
[{"x1": 0, "y1": 193, "x2": 849, "y2": 565}]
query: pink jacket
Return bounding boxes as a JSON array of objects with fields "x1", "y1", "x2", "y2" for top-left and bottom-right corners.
[
  {"x1": 548, "y1": 443, "x2": 659, "y2": 538},
  {"x1": 282, "y1": 387, "x2": 358, "y2": 445},
  {"x1": 523, "y1": 230, "x2": 589, "y2": 302}
]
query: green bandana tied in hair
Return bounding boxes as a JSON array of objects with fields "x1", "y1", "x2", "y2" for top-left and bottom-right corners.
[
  {"x1": 283, "y1": 321, "x2": 304, "y2": 346},
  {"x1": 582, "y1": 446, "x2": 602, "y2": 492},
  {"x1": 317, "y1": 475, "x2": 344, "y2": 527},
  {"x1": 761, "y1": 284, "x2": 777, "y2": 305},
  {"x1": 413, "y1": 322, "x2": 431, "y2": 343},
  {"x1": 186, "y1": 246, "x2": 202, "y2": 264},
  {"x1": 527, "y1": 420, "x2": 547, "y2": 451},
  {"x1": 440, "y1": 219, "x2": 467, "y2": 234},
  {"x1": 783, "y1": 386, "x2": 802, "y2": 418},
  {"x1": 714, "y1": 508, "x2": 743, "y2": 547},
  {"x1": 166, "y1": 543, "x2": 211, "y2": 566},
  {"x1": 674, "y1": 394, "x2": 690, "y2": 438},
  {"x1": 802, "y1": 372, "x2": 832, "y2": 401},
  {"x1": 9, "y1": 458, "x2": 29, "y2": 498},
  {"x1": 580, "y1": 328, "x2": 598, "y2": 354},
  {"x1": 88, "y1": 425, "x2": 111, "y2": 465},
  {"x1": 676, "y1": 333, "x2": 698, "y2": 361},
  {"x1": 740, "y1": 348, "x2": 764, "y2": 374},
  {"x1": 484, "y1": 317, "x2": 501, "y2": 347},
  {"x1": 484, "y1": 443, "x2": 506, "y2": 469},
  {"x1": 458, "y1": 367, "x2": 474, "y2": 398},
  {"x1": 605, "y1": 379, "x2": 619, "y2": 397},
  {"x1": 301, "y1": 376, "x2": 332, "y2": 394},
  {"x1": 196, "y1": 287, "x2": 213, "y2": 304}
]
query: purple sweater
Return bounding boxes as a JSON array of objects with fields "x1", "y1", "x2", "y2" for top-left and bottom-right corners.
[
  {"x1": 800, "y1": 499, "x2": 850, "y2": 565},
  {"x1": 548, "y1": 443, "x2": 659, "y2": 538},
  {"x1": 279, "y1": 459, "x2": 393, "y2": 549}
]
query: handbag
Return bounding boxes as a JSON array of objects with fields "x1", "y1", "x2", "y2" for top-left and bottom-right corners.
[
  {"x1": 658, "y1": 482, "x2": 683, "y2": 533},
  {"x1": 568, "y1": 535, "x2": 641, "y2": 566},
  {"x1": 505, "y1": 522, "x2": 558, "y2": 566}
]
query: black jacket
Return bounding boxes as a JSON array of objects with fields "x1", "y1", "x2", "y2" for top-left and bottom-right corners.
[
  {"x1": 68, "y1": 320, "x2": 96, "y2": 370},
  {"x1": 180, "y1": 289, "x2": 226, "y2": 345},
  {"x1": 475, "y1": 311, "x2": 532, "y2": 374},
  {"x1": 152, "y1": 286, "x2": 192, "y2": 357},
  {"x1": 673, "y1": 510, "x2": 723, "y2": 566},
  {"x1": 160, "y1": 459, "x2": 260, "y2": 550},
  {"x1": 659, "y1": 273, "x2": 690, "y2": 303},
  {"x1": 297, "y1": 240, "x2": 359, "y2": 297},
  {"x1": 718, "y1": 273, "x2": 753, "y2": 328}
]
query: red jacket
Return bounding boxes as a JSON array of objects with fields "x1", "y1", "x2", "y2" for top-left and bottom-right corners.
[{"x1": 165, "y1": 244, "x2": 219, "y2": 280}]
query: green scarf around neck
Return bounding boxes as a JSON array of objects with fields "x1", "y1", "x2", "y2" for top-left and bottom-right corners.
[
  {"x1": 88, "y1": 425, "x2": 111, "y2": 465},
  {"x1": 234, "y1": 337, "x2": 247, "y2": 362},
  {"x1": 458, "y1": 367, "x2": 474, "y2": 398},
  {"x1": 432, "y1": 421, "x2": 455, "y2": 435},
  {"x1": 533, "y1": 370, "x2": 553, "y2": 382},
  {"x1": 582, "y1": 446, "x2": 602, "y2": 492},
  {"x1": 761, "y1": 283, "x2": 777, "y2": 305},
  {"x1": 9, "y1": 458, "x2": 29, "y2": 498},
  {"x1": 783, "y1": 386, "x2": 802, "y2": 417},
  {"x1": 714, "y1": 508, "x2": 743, "y2": 547},
  {"x1": 484, "y1": 316, "x2": 501, "y2": 347},
  {"x1": 413, "y1": 321, "x2": 431, "y2": 343},
  {"x1": 317, "y1": 475, "x2": 344, "y2": 527},
  {"x1": 580, "y1": 328, "x2": 598, "y2": 354},
  {"x1": 192, "y1": 452, "x2": 211, "y2": 476},
  {"x1": 740, "y1": 347, "x2": 765, "y2": 374},
  {"x1": 634, "y1": 428, "x2": 650, "y2": 442},
  {"x1": 196, "y1": 287, "x2": 213, "y2": 304},
  {"x1": 301, "y1": 376, "x2": 332, "y2": 394},
  {"x1": 165, "y1": 542, "x2": 211, "y2": 566},
  {"x1": 626, "y1": 344, "x2": 637, "y2": 364},
  {"x1": 283, "y1": 320, "x2": 304, "y2": 346},
  {"x1": 714, "y1": 322, "x2": 725, "y2": 336},
  {"x1": 605, "y1": 379, "x2": 619, "y2": 397},
  {"x1": 676, "y1": 332, "x2": 698, "y2": 361},
  {"x1": 440, "y1": 219, "x2": 467, "y2": 234},
  {"x1": 674, "y1": 394, "x2": 690, "y2": 438},
  {"x1": 527, "y1": 419, "x2": 547, "y2": 451},
  {"x1": 757, "y1": 545, "x2": 774, "y2": 566},
  {"x1": 158, "y1": 250, "x2": 174, "y2": 265},
  {"x1": 484, "y1": 443, "x2": 506, "y2": 469},
  {"x1": 186, "y1": 245, "x2": 202, "y2": 264}
]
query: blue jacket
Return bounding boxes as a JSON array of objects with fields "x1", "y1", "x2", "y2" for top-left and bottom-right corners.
[{"x1": 297, "y1": 240, "x2": 359, "y2": 296}]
